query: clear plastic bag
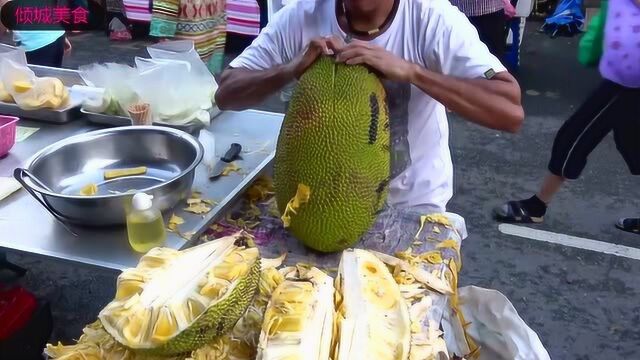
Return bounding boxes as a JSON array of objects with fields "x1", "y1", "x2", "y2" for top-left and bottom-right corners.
[
  {"x1": 147, "y1": 40, "x2": 218, "y2": 91},
  {"x1": 77, "y1": 63, "x2": 140, "y2": 116},
  {"x1": 130, "y1": 59, "x2": 212, "y2": 126},
  {"x1": 0, "y1": 58, "x2": 69, "y2": 110},
  {"x1": 145, "y1": 40, "x2": 218, "y2": 101},
  {"x1": 0, "y1": 44, "x2": 27, "y2": 67}
]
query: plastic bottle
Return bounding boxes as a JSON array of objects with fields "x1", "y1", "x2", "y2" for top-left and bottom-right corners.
[{"x1": 126, "y1": 192, "x2": 167, "y2": 253}]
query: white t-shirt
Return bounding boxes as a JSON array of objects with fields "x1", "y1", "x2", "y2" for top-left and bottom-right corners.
[{"x1": 229, "y1": 0, "x2": 506, "y2": 212}]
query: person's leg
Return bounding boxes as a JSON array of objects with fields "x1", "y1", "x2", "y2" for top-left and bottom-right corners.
[
  {"x1": 611, "y1": 87, "x2": 640, "y2": 234},
  {"x1": 24, "y1": 35, "x2": 65, "y2": 68},
  {"x1": 493, "y1": 80, "x2": 624, "y2": 223}
]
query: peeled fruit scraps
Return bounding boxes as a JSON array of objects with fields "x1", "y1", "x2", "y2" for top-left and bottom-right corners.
[
  {"x1": 256, "y1": 266, "x2": 334, "y2": 360},
  {"x1": 273, "y1": 55, "x2": 391, "y2": 253},
  {"x1": 334, "y1": 249, "x2": 411, "y2": 360},
  {"x1": 98, "y1": 233, "x2": 261, "y2": 356}
]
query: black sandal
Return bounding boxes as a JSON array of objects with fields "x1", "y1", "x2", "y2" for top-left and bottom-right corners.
[
  {"x1": 615, "y1": 218, "x2": 640, "y2": 235},
  {"x1": 493, "y1": 200, "x2": 545, "y2": 224}
]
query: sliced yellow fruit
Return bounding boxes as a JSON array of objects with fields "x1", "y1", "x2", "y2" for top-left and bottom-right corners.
[
  {"x1": 79, "y1": 183, "x2": 98, "y2": 196},
  {"x1": 13, "y1": 81, "x2": 33, "y2": 93},
  {"x1": 104, "y1": 166, "x2": 147, "y2": 180}
]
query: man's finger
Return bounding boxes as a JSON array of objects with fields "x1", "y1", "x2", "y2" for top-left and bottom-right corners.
[
  {"x1": 325, "y1": 35, "x2": 346, "y2": 53},
  {"x1": 344, "y1": 55, "x2": 369, "y2": 66},
  {"x1": 335, "y1": 48, "x2": 368, "y2": 62}
]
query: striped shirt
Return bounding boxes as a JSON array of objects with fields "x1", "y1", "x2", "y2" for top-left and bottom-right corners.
[{"x1": 449, "y1": 0, "x2": 504, "y2": 17}]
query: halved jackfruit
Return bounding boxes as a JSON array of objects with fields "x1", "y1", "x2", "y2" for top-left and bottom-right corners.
[
  {"x1": 98, "y1": 233, "x2": 261, "y2": 356},
  {"x1": 333, "y1": 249, "x2": 411, "y2": 360},
  {"x1": 256, "y1": 266, "x2": 334, "y2": 360}
]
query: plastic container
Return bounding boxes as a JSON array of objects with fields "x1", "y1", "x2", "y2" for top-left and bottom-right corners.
[
  {"x1": 126, "y1": 192, "x2": 167, "y2": 253},
  {"x1": 0, "y1": 115, "x2": 19, "y2": 158}
]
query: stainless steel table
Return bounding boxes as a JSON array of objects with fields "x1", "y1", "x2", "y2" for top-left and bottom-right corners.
[{"x1": 0, "y1": 110, "x2": 283, "y2": 271}]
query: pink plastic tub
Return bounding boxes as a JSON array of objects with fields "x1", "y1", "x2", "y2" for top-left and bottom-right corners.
[{"x1": 0, "y1": 115, "x2": 19, "y2": 158}]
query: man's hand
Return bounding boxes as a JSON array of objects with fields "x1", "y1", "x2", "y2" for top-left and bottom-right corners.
[
  {"x1": 288, "y1": 35, "x2": 346, "y2": 79},
  {"x1": 335, "y1": 40, "x2": 414, "y2": 82}
]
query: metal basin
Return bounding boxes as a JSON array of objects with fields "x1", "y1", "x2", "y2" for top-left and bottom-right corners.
[{"x1": 14, "y1": 126, "x2": 203, "y2": 226}]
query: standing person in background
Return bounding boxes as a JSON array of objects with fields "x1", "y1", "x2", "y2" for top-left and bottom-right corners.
[
  {"x1": 0, "y1": 0, "x2": 72, "y2": 67},
  {"x1": 149, "y1": 0, "x2": 227, "y2": 74},
  {"x1": 450, "y1": 0, "x2": 507, "y2": 59},
  {"x1": 493, "y1": 0, "x2": 640, "y2": 235},
  {"x1": 12, "y1": 31, "x2": 72, "y2": 67}
]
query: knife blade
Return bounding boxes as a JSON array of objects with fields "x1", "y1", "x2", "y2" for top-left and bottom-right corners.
[{"x1": 209, "y1": 143, "x2": 242, "y2": 180}]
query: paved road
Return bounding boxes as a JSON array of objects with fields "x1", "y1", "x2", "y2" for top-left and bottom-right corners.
[{"x1": 3, "y1": 22, "x2": 639, "y2": 358}]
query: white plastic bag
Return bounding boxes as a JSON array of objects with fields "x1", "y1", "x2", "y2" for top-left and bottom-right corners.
[{"x1": 455, "y1": 286, "x2": 551, "y2": 360}]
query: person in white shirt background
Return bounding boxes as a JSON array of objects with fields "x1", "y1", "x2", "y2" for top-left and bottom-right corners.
[{"x1": 215, "y1": 0, "x2": 524, "y2": 242}]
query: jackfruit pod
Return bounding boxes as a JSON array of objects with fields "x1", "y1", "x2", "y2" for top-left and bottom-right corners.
[
  {"x1": 256, "y1": 266, "x2": 334, "y2": 360},
  {"x1": 334, "y1": 249, "x2": 411, "y2": 360}
]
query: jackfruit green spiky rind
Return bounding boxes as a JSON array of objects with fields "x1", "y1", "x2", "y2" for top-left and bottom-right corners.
[
  {"x1": 132, "y1": 258, "x2": 261, "y2": 357},
  {"x1": 273, "y1": 55, "x2": 391, "y2": 253},
  {"x1": 98, "y1": 235, "x2": 262, "y2": 357}
]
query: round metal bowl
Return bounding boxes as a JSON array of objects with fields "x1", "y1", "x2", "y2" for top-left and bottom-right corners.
[{"x1": 14, "y1": 126, "x2": 203, "y2": 227}]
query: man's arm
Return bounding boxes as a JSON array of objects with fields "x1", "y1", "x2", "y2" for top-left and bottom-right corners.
[
  {"x1": 408, "y1": 66, "x2": 523, "y2": 133},
  {"x1": 336, "y1": 40, "x2": 524, "y2": 133},
  {"x1": 215, "y1": 64, "x2": 295, "y2": 111},
  {"x1": 215, "y1": 37, "x2": 341, "y2": 111}
]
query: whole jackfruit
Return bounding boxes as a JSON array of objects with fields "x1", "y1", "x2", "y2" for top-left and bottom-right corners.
[
  {"x1": 273, "y1": 55, "x2": 390, "y2": 253},
  {"x1": 256, "y1": 266, "x2": 334, "y2": 360},
  {"x1": 333, "y1": 249, "x2": 411, "y2": 360},
  {"x1": 98, "y1": 233, "x2": 261, "y2": 356}
]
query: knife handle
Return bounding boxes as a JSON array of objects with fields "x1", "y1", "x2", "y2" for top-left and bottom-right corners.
[{"x1": 222, "y1": 143, "x2": 242, "y2": 162}]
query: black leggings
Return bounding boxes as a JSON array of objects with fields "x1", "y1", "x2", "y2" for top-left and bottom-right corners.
[
  {"x1": 25, "y1": 35, "x2": 65, "y2": 68},
  {"x1": 548, "y1": 79, "x2": 640, "y2": 179}
]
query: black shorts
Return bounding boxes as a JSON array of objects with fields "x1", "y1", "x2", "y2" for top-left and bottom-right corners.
[
  {"x1": 24, "y1": 35, "x2": 65, "y2": 68},
  {"x1": 548, "y1": 79, "x2": 640, "y2": 179}
]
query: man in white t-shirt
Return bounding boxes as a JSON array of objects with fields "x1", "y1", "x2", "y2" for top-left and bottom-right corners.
[{"x1": 215, "y1": 0, "x2": 524, "y2": 213}]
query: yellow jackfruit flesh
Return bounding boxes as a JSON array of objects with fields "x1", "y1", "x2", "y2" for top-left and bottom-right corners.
[
  {"x1": 257, "y1": 266, "x2": 334, "y2": 360},
  {"x1": 104, "y1": 166, "x2": 148, "y2": 180},
  {"x1": 0, "y1": 82, "x2": 13, "y2": 102},
  {"x1": 273, "y1": 55, "x2": 391, "y2": 252},
  {"x1": 12, "y1": 77, "x2": 69, "y2": 110},
  {"x1": 79, "y1": 183, "x2": 98, "y2": 196},
  {"x1": 98, "y1": 233, "x2": 261, "y2": 356},
  {"x1": 333, "y1": 249, "x2": 411, "y2": 360},
  {"x1": 13, "y1": 81, "x2": 33, "y2": 93}
]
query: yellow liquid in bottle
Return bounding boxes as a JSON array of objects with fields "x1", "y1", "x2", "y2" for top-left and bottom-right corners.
[{"x1": 126, "y1": 210, "x2": 167, "y2": 253}]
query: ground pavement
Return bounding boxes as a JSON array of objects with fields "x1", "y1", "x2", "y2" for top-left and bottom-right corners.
[{"x1": 3, "y1": 22, "x2": 639, "y2": 359}]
